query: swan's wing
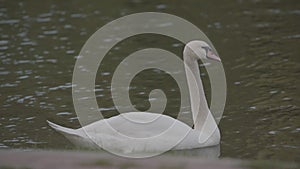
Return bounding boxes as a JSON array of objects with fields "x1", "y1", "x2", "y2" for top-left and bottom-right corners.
[{"x1": 80, "y1": 112, "x2": 197, "y2": 152}]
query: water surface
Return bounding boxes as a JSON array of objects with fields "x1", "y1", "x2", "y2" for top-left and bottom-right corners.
[{"x1": 0, "y1": 0, "x2": 299, "y2": 162}]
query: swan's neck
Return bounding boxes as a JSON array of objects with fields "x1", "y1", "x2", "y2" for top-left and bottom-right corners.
[{"x1": 183, "y1": 53, "x2": 212, "y2": 131}]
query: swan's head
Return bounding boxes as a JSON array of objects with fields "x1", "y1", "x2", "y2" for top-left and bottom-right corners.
[{"x1": 184, "y1": 40, "x2": 221, "y2": 62}]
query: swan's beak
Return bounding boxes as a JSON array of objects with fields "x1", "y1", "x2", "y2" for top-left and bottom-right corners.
[{"x1": 207, "y1": 50, "x2": 221, "y2": 62}]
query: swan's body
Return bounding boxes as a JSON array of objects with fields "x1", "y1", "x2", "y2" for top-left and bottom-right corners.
[
  {"x1": 48, "y1": 40, "x2": 222, "y2": 154},
  {"x1": 48, "y1": 112, "x2": 220, "y2": 152}
]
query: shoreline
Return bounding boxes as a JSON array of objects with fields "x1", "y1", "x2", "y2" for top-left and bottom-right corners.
[{"x1": 0, "y1": 149, "x2": 298, "y2": 169}]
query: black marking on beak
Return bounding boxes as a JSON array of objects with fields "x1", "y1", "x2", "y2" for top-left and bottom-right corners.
[{"x1": 202, "y1": 46, "x2": 221, "y2": 62}]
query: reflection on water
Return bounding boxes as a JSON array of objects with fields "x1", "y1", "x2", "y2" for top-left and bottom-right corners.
[{"x1": 0, "y1": 0, "x2": 299, "y2": 162}]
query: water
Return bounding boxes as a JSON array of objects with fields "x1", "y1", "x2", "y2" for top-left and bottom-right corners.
[{"x1": 0, "y1": 0, "x2": 299, "y2": 162}]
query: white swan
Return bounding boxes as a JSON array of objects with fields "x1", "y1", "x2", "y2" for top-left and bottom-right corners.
[{"x1": 47, "y1": 40, "x2": 222, "y2": 154}]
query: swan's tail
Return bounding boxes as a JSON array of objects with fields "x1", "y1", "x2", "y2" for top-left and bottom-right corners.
[
  {"x1": 47, "y1": 120, "x2": 97, "y2": 149},
  {"x1": 47, "y1": 120, "x2": 78, "y2": 136}
]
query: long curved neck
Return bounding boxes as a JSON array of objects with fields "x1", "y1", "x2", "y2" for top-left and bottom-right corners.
[{"x1": 183, "y1": 51, "x2": 213, "y2": 131}]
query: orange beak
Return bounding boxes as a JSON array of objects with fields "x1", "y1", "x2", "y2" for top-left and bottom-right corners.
[{"x1": 207, "y1": 50, "x2": 221, "y2": 62}]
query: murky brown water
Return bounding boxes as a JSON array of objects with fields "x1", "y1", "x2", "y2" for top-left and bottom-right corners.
[{"x1": 0, "y1": 0, "x2": 299, "y2": 162}]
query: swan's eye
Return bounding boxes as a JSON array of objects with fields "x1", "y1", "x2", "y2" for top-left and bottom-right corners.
[
  {"x1": 201, "y1": 46, "x2": 210, "y2": 51},
  {"x1": 201, "y1": 46, "x2": 211, "y2": 57}
]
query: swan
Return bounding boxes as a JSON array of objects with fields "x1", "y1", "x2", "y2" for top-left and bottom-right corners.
[{"x1": 47, "y1": 40, "x2": 222, "y2": 155}]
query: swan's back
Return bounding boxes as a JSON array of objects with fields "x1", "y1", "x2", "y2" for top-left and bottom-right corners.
[{"x1": 84, "y1": 112, "x2": 191, "y2": 138}]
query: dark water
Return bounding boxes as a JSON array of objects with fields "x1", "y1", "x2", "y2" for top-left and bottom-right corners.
[{"x1": 0, "y1": 0, "x2": 299, "y2": 162}]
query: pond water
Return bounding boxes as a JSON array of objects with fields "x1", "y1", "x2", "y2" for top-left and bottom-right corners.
[{"x1": 0, "y1": 0, "x2": 299, "y2": 162}]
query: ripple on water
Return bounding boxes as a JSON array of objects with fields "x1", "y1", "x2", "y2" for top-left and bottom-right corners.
[
  {"x1": 0, "y1": 19, "x2": 19, "y2": 25},
  {"x1": 43, "y1": 30, "x2": 58, "y2": 35},
  {"x1": 70, "y1": 13, "x2": 86, "y2": 18},
  {"x1": 56, "y1": 112, "x2": 72, "y2": 116},
  {"x1": 48, "y1": 82, "x2": 73, "y2": 91},
  {"x1": 0, "y1": 143, "x2": 8, "y2": 148},
  {"x1": 36, "y1": 17, "x2": 51, "y2": 23}
]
